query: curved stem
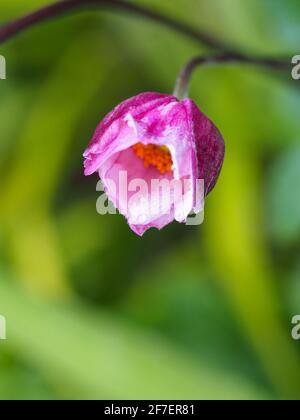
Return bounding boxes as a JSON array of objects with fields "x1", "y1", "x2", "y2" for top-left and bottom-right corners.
[
  {"x1": 0, "y1": 0, "x2": 291, "y2": 77},
  {"x1": 0, "y1": 0, "x2": 233, "y2": 49},
  {"x1": 174, "y1": 53, "x2": 290, "y2": 99}
]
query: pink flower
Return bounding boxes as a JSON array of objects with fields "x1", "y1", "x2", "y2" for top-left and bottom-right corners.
[{"x1": 83, "y1": 92, "x2": 224, "y2": 236}]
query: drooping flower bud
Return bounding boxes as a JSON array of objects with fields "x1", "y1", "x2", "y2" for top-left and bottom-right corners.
[{"x1": 84, "y1": 92, "x2": 224, "y2": 235}]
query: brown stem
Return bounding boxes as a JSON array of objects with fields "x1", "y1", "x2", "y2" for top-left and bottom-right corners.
[
  {"x1": 174, "y1": 54, "x2": 290, "y2": 99},
  {"x1": 0, "y1": 0, "x2": 232, "y2": 49},
  {"x1": 0, "y1": 0, "x2": 290, "y2": 75}
]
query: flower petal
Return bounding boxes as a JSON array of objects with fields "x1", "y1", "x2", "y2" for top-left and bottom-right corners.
[
  {"x1": 182, "y1": 99, "x2": 225, "y2": 196},
  {"x1": 83, "y1": 92, "x2": 225, "y2": 235}
]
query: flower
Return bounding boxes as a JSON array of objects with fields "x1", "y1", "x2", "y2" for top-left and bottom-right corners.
[{"x1": 83, "y1": 92, "x2": 225, "y2": 236}]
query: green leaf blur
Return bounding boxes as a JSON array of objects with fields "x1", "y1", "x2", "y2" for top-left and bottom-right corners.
[{"x1": 0, "y1": 0, "x2": 300, "y2": 400}]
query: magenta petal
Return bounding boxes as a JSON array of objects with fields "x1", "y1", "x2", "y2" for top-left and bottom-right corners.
[
  {"x1": 100, "y1": 147, "x2": 174, "y2": 227},
  {"x1": 84, "y1": 93, "x2": 177, "y2": 162},
  {"x1": 83, "y1": 92, "x2": 225, "y2": 235},
  {"x1": 129, "y1": 212, "x2": 175, "y2": 237},
  {"x1": 182, "y1": 99, "x2": 225, "y2": 196}
]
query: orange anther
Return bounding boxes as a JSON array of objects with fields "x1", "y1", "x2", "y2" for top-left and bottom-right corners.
[{"x1": 133, "y1": 143, "x2": 173, "y2": 174}]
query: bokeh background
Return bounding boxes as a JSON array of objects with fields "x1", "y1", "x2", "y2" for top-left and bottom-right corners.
[{"x1": 0, "y1": 0, "x2": 300, "y2": 400}]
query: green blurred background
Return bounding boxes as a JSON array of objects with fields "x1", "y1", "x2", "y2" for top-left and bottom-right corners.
[{"x1": 0, "y1": 0, "x2": 300, "y2": 400}]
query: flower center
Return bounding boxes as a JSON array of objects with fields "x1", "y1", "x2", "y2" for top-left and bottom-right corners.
[{"x1": 133, "y1": 143, "x2": 173, "y2": 174}]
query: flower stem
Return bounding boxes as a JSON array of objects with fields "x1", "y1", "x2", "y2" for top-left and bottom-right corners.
[
  {"x1": 0, "y1": 0, "x2": 291, "y2": 78},
  {"x1": 174, "y1": 54, "x2": 290, "y2": 99},
  {"x1": 0, "y1": 0, "x2": 234, "y2": 48}
]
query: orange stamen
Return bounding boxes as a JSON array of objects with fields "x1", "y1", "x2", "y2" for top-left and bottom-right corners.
[{"x1": 133, "y1": 143, "x2": 173, "y2": 174}]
